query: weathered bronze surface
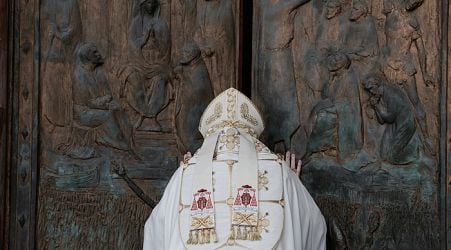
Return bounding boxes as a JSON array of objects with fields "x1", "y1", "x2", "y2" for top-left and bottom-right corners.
[
  {"x1": 253, "y1": 0, "x2": 447, "y2": 249},
  {"x1": 3, "y1": 0, "x2": 450, "y2": 249},
  {"x1": 0, "y1": 0, "x2": 9, "y2": 248},
  {"x1": 5, "y1": 0, "x2": 238, "y2": 248}
]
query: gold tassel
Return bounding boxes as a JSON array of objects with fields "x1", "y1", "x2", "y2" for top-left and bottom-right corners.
[
  {"x1": 205, "y1": 229, "x2": 211, "y2": 244},
  {"x1": 199, "y1": 229, "x2": 205, "y2": 244},
  {"x1": 192, "y1": 230, "x2": 199, "y2": 244},
  {"x1": 242, "y1": 226, "x2": 248, "y2": 240},
  {"x1": 212, "y1": 228, "x2": 218, "y2": 243},
  {"x1": 251, "y1": 226, "x2": 257, "y2": 241},
  {"x1": 228, "y1": 225, "x2": 235, "y2": 240},
  {"x1": 187, "y1": 230, "x2": 193, "y2": 244},
  {"x1": 237, "y1": 225, "x2": 242, "y2": 240}
]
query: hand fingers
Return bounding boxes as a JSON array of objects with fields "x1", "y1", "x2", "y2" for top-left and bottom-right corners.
[
  {"x1": 285, "y1": 151, "x2": 290, "y2": 163},
  {"x1": 291, "y1": 153, "x2": 296, "y2": 171},
  {"x1": 296, "y1": 160, "x2": 302, "y2": 176}
]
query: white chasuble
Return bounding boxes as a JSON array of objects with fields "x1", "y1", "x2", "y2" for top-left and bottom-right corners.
[{"x1": 143, "y1": 88, "x2": 326, "y2": 250}]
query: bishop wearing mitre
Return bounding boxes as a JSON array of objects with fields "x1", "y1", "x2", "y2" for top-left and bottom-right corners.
[{"x1": 143, "y1": 88, "x2": 326, "y2": 249}]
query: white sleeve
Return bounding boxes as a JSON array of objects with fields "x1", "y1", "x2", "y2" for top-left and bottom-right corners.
[
  {"x1": 143, "y1": 167, "x2": 183, "y2": 250},
  {"x1": 278, "y1": 163, "x2": 327, "y2": 250}
]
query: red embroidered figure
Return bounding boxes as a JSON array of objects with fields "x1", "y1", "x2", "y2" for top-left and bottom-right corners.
[
  {"x1": 197, "y1": 189, "x2": 208, "y2": 210},
  {"x1": 240, "y1": 185, "x2": 254, "y2": 207}
]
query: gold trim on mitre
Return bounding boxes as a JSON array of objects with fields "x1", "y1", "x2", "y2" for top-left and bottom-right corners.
[{"x1": 199, "y1": 88, "x2": 264, "y2": 138}]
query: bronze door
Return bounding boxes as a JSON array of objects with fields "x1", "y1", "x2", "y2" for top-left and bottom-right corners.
[{"x1": 2, "y1": 0, "x2": 450, "y2": 249}]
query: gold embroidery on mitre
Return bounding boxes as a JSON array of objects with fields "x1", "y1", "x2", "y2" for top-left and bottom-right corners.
[
  {"x1": 206, "y1": 103, "x2": 222, "y2": 125},
  {"x1": 227, "y1": 88, "x2": 237, "y2": 119},
  {"x1": 240, "y1": 103, "x2": 258, "y2": 126},
  {"x1": 206, "y1": 120, "x2": 257, "y2": 138}
]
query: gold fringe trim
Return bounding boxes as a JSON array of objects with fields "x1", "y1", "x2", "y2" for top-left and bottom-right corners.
[
  {"x1": 187, "y1": 228, "x2": 217, "y2": 245},
  {"x1": 227, "y1": 225, "x2": 261, "y2": 242}
]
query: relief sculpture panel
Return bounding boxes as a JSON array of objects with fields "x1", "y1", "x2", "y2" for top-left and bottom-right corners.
[
  {"x1": 36, "y1": 0, "x2": 238, "y2": 248},
  {"x1": 253, "y1": 0, "x2": 441, "y2": 249}
]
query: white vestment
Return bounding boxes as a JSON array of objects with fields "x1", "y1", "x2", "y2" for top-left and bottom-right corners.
[{"x1": 143, "y1": 127, "x2": 327, "y2": 250}]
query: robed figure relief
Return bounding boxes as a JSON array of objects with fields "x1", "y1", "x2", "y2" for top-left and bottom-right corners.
[
  {"x1": 194, "y1": 0, "x2": 235, "y2": 96},
  {"x1": 41, "y1": 0, "x2": 82, "y2": 128},
  {"x1": 255, "y1": 0, "x2": 311, "y2": 152},
  {"x1": 61, "y1": 43, "x2": 133, "y2": 159},
  {"x1": 382, "y1": 0, "x2": 434, "y2": 152},
  {"x1": 174, "y1": 43, "x2": 214, "y2": 152},
  {"x1": 119, "y1": 0, "x2": 172, "y2": 132}
]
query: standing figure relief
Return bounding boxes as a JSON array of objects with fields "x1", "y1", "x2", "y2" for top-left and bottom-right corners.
[
  {"x1": 382, "y1": 0, "x2": 435, "y2": 152},
  {"x1": 174, "y1": 42, "x2": 214, "y2": 152},
  {"x1": 42, "y1": 0, "x2": 82, "y2": 128},
  {"x1": 194, "y1": 0, "x2": 236, "y2": 96},
  {"x1": 256, "y1": 0, "x2": 311, "y2": 152}
]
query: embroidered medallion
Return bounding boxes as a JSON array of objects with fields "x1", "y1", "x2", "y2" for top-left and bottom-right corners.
[
  {"x1": 217, "y1": 128, "x2": 240, "y2": 152},
  {"x1": 187, "y1": 188, "x2": 218, "y2": 245},
  {"x1": 229, "y1": 185, "x2": 261, "y2": 242}
]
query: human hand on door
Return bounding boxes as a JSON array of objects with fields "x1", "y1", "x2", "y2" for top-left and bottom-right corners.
[
  {"x1": 180, "y1": 151, "x2": 192, "y2": 166},
  {"x1": 282, "y1": 151, "x2": 302, "y2": 176}
]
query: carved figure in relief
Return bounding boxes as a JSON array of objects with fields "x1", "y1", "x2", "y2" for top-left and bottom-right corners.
[
  {"x1": 120, "y1": 0, "x2": 172, "y2": 131},
  {"x1": 43, "y1": 0, "x2": 82, "y2": 62},
  {"x1": 194, "y1": 0, "x2": 235, "y2": 96},
  {"x1": 306, "y1": 52, "x2": 363, "y2": 162},
  {"x1": 179, "y1": 0, "x2": 198, "y2": 41},
  {"x1": 315, "y1": 0, "x2": 346, "y2": 48},
  {"x1": 342, "y1": 0, "x2": 380, "y2": 149},
  {"x1": 344, "y1": 0, "x2": 379, "y2": 72},
  {"x1": 257, "y1": 0, "x2": 311, "y2": 152},
  {"x1": 129, "y1": 0, "x2": 170, "y2": 64},
  {"x1": 363, "y1": 74, "x2": 419, "y2": 164},
  {"x1": 41, "y1": 0, "x2": 82, "y2": 127},
  {"x1": 382, "y1": 0, "x2": 433, "y2": 143},
  {"x1": 63, "y1": 43, "x2": 133, "y2": 158},
  {"x1": 174, "y1": 43, "x2": 214, "y2": 152}
]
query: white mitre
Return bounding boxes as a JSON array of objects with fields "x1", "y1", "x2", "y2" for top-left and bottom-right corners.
[
  {"x1": 198, "y1": 87, "x2": 264, "y2": 138},
  {"x1": 143, "y1": 88, "x2": 327, "y2": 250}
]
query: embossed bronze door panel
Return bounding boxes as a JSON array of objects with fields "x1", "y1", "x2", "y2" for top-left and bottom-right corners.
[
  {"x1": 3, "y1": 0, "x2": 450, "y2": 249},
  {"x1": 7, "y1": 0, "x2": 240, "y2": 248},
  {"x1": 253, "y1": 0, "x2": 449, "y2": 249}
]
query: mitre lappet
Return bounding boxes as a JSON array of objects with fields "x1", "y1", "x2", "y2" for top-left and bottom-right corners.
[{"x1": 143, "y1": 88, "x2": 326, "y2": 250}]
